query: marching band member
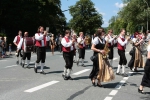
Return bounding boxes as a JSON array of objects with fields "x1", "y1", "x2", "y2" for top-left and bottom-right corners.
[
  {"x1": 105, "y1": 29, "x2": 117, "y2": 68},
  {"x1": 129, "y1": 32, "x2": 144, "y2": 71},
  {"x1": 61, "y1": 30, "x2": 75, "y2": 80},
  {"x1": 89, "y1": 28, "x2": 114, "y2": 87},
  {"x1": 76, "y1": 32, "x2": 86, "y2": 67},
  {"x1": 138, "y1": 40, "x2": 150, "y2": 94},
  {"x1": 116, "y1": 29, "x2": 130, "y2": 77},
  {"x1": 34, "y1": 26, "x2": 50, "y2": 74},
  {"x1": 13, "y1": 30, "x2": 23, "y2": 65},
  {"x1": 17, "y1": 32, "x2": 31, "y2": 68}
]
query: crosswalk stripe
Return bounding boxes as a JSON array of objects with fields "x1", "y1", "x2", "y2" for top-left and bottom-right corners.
[
  {"x1": 72, "y1": 69, "x2": 91, "y2": 75},
  {"x1": 24, "y1": 81, "x2": 59, "y2": 93},
  {"x1": 113, "y1": 57, "x2": 118, "y2": 60},
  {"x1": 5, "y1": 65, "x2": 18, "y2": 68}
]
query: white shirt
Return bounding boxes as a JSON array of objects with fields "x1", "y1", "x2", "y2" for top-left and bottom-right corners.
[
  {"x1": 13, "y1": 35, "x2": 22, "y2": 43},
  {"x1": 61, "y1": 36, "x2": 73, "y2": 51},
  {"x1": 35, "y1": 33, "x2": 50, "y2": 47},
  {"x1": 117, "y1": 35, "x2": 128, "y2": 46},
  {"x1": 93, "y1": 37, "x2": 105, "y2": 45},
  {"x1": 77, "y1": 37, "x2": 85, "y2": 47},
  {"x1": 105, "y1": 34, "x2": 117, "y2": 45},
  {"x1": 17, "y1": 38, "x2": 25, "y2": 51}
]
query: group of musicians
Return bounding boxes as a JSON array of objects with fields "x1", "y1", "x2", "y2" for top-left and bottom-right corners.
[{"x1": 13, "y1": 26, "x2": 150, "y2": 93}]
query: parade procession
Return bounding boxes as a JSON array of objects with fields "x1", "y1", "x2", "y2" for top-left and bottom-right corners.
[{"x1": 0, "y1": 0, "x2": 150, "y2": 100}]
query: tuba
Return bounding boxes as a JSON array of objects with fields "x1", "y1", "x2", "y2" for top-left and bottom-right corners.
[{"x1": 103, "y1": 40, "x2": 110, "y2": 58}]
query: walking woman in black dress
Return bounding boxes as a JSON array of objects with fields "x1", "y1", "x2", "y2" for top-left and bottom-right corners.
[
  {"x1": 89, "y1": 28, "x2": 115, "y2": 87},
  {"x1": 138, "y1": 40, "x2": 150, "y2": 94}
]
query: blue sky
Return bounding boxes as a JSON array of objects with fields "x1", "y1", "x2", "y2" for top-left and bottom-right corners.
[{"x1": 61, "y1": 0, "x2": 126, "y2": 27}]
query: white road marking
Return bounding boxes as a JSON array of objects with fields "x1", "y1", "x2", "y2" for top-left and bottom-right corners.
[
  {"x1": 5, "y1": 65, "x2": 18, "y2": 68},
  {"x1": 24, "y1": 81, "x2": 59, "y2": 93},
  {"x1": 113, "y1": 57, "x2": 118, "y2": 60},
  {"x1": 104, "y1": 97, "x2": 113, "y2": 100},
  {"x1": 109, "y1": 90, "x2": 118, "y2": 96},
  {"x1": 72, "y1": 69, "x2": 91, "y2": 75},
  {"x1": 60, "y1": 56, "x2": 63, "y2": 57},
  {"x1": 25, "y1": 62, "x2": 35, "y2": 64}
]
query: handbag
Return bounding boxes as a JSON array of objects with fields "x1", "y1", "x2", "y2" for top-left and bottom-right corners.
[
  {"x1": 90, "y1": 54, "x2": 98, "y2": 62},
  {"x1": 129, "y1": 47, "x2": 135, "y2": 56}
]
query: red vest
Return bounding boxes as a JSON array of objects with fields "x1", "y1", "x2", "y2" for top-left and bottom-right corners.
[
  {"x1": 117, "y1": 37, "x2": 125, "y2": 50},
  {"x1": 16, "y1": 36, "x2": 21, "y2": 45},
  {"x1": 35, "y1": 33, "x2": 46, "y2": 47},
  {"x1": 62, "y1": 37, "x2": 74, "y2": 52}
]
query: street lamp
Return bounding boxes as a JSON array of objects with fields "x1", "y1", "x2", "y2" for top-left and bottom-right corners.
[{"x1": 143, "y1": 0, "x2": 149, "y2": 30}]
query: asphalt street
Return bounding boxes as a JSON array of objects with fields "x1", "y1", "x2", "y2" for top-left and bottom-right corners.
[{"x1": 0, "y1": 44, "x2": 150, "y2": 100}]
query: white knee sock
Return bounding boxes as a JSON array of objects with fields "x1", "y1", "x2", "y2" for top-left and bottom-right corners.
[
  {"x1": 66, "y1": 69, "x2": 71, "y2": 77},
  {"x1": 35, "y1": 63, "x2": 39, "y2": 68},
  {"x1": 41, "y1": 63, "x2": 45, "y2": 71},
  {"x1": 82, "y1": 59, "x2": 84, "y2": 64},
  {"x1": 63, "y1": 67, "x2": 67, "y2": 76},
  {"x1": 122, "y1": 65, "x2": 125, "y2": 73},
  {"x1": 22, "y1": 60, "x2": 25, "y2": 64},
  {"x1": 117, "y1": 64, "x2": 121, "y2": 73},
  {"x1": 73, "y1": 56, "x2": 76, "y2": 61},
  {"x1": 27, "y1": 60, "x2": 30, "y2": 66}
]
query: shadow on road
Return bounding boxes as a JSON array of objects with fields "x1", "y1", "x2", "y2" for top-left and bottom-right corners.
[{"x1": 73, "y1": 76, "x2": 89, "y2": 80}]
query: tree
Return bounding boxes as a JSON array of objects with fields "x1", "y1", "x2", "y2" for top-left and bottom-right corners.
[{"x1": 68, "y1": 0, "x2": 103, "y2": 34}]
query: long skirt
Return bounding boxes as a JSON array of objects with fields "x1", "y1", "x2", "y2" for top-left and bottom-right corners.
[
  {"x1": 141, "y1": 59, "x2": 150, "y2": 87},
  {"x1": 134, "y1": 47, "x2": 144, "y2": 68},
  {"x1": 89, "y1": 53, "x2": 115, "y2": 82}
]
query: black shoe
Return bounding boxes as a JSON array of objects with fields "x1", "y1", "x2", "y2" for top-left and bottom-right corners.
[
  {"x1": 73, "y1": 60, "x2": 76, "y2": 63},
  {"x1": 92, "y1": 82, "x2": 96, "y2": 87},
  {"x1": 62, "y1": 74, "x2": 65, "y2": 78},
  {"x1": 26, "y1": 65, "x2": 30, "y2": 69},
  {"x1": 81, "y1": 64, "x2": 85, "y2": 67},
  {"x1": 16, "y1": 61, "x2": 19, "y2": 65},
  {"x1": 76, "y1": 61, "x2": 79, "y2": 66},
  {"x1": 134, "y1": 69, "x2": 139, "y2": 72},
  {"x1": 34, "y1": 65, "x2": 37, "y2": 73},
  {"x1": 22, "y1": 63, "x2": 24, "y2": 68},
  {"x1": 40, "y1": 70, "x2": 46, "y2": 75},
  {"x1": 116, "y1": 72, "x2": 121, "y2": 75},
  {"x1": 68, "y1": 76, "x2": 73, "y2": 80},
  {"x1": 138, "y1": 88, "x2": 146, "y2": 94},
  {"x1": 130, "y1": 67, "x2": 133, "y2": 71},
  {"x1": 122, "y1": 73, "x2": 128, "y2": 77},
  {"x1": 64, "y1": 76, "x2": 68, "y2": 80},
  {"x1": 97, "y1": 83, "x2": 104, "y2": 88}
]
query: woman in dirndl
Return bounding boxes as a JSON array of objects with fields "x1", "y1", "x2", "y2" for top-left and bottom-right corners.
[
  {"x1": 138, "y1": 40, "x2": 150, "y2": 94},
  {"x1": 89, "y1": 28, "x2": 115, "y2": 87},
  {"x1": 129, "y1": 32, "x2": 144, "y2": 72}
]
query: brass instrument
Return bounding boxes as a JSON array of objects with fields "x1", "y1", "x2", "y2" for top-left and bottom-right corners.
[{"x1": 103, "y1": 40, "x2": 110, "y2": 58}]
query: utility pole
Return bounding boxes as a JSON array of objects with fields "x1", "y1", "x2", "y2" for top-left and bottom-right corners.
[{"x1": 143, "y1": 0, "x2": 149, "y2": 31}]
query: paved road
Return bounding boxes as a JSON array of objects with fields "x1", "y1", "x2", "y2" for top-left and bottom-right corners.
[{"x1": 0, "y1": 44, "x2": 149, "y2": 100}]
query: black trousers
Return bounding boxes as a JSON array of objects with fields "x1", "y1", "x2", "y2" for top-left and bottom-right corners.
[
  {"x1": 63, "y1": 51, "x2": 74, "y2": 69},
  {"x1": 108, "y1": 47, "x2": 114, "y2": 59},
  {"x1": 16, "y1": 49, "x2": 23, "y2": 57},
  {"x1": 118, "y1": 49, "x2": 127, "y2": 65},
  {"x1": 22, "y1": 52, "x2": 31, "y2": 60},
  {"x1": 36, "y1": 47, "x2": 46, "y2": 63},
  {"x1": 78, "y1": 47, "x2": 85, "y2": 59}
]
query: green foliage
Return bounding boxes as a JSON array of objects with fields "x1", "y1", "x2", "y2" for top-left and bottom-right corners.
[
  {"x1": 68, "y1": 0, "x2": 103, "y2": 35},
  {"x1": 0, "y1": 0, "x2": 66, "y2": 37},
  {"x1": 108, "y1": 0, "x2": 150, "y2": 34}
]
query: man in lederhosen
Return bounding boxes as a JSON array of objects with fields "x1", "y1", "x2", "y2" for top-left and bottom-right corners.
[
  {"x1": 116, "y1": 29, "x2": 130, "y2": 77},
  {"x1": 17, "y1": 32, "x2": 31, "y2": 68},
  {"x1": 34, "y1": 26, "x2": 50, "y2": 74},
  {"x1": 61, "y1": 30, "x2": 75, "y2": 80},
  {"x1": 105, "y1": 29, "x2": 117, "y2": 68},
  {"x1": 13, "y1": 30, "x2": 23, "y2": 65},
  {"x1": 76, "y1": 32, "x2": 86, "y2": 67}
]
